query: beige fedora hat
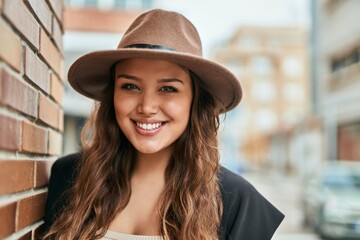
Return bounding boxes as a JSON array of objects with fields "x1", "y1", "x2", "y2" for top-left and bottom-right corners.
[{"x1": 68, "y1": 9, "x2": 242, "y2": 112}]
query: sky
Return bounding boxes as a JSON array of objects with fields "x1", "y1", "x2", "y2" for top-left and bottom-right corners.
[{"x1": 158, "y1": 0, "x2": 310, "y2": 56}]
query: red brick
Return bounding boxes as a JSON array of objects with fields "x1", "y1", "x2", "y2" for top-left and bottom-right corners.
[
  {"x1": 58, "y1": 108, "x2": 64, "y2": 132},
  {"x1": 26, "y1": 0, "x2": 52, "y2": 34},
  {"x1": 39, "y1": 94, "x2": 58, "y2": 129},
  {"x1": 16, "y1": 192, "x2": 47, "y2": 230},
  {"x1": 48, "y1": 0, "x2": 63, "y2": 22},
  {"x1": 39, "y1": 29, "x2": 62, "y2": 76},
  {"x1": 0, "y1": 18, "x2": 22, "y2": 72},
  {"x1": 21, "y1": 121, "x2": 48, "y2": 154},
  {"x1": 24, "y1": 46, "x2": 50, "y2": 93},
  {"x1": 52, "y1": 16, "x2": 63, "y2": 52},
  {"x1": 48, "y1": 130, "x2": 62, "y2": 155},
  {"x1": 0, "y1": 114, "x2": 21, "y2": 151},
  {"x1": 50, "y1": 72, "x2": 63, "y2": 105},
  {"x1": 0, "y1": 69, "x2": 38, "y2": 118},
  {"x1": 35, "y1": 160, "x2": 53, "y2": 187},
  {"x1": 0, "y1": 202, "x2": 16, "y2": 239},
  {"x1": 3, "y1": 0, "x2": 40, "y2": 50},
  {"x1": 60, "y1": 60, "x2": 64, "y2": 80},
  {"x1": 18, "y1": 231, "x2": 32, "y2": 240},
  {"x1": 0, "y1": 160, "x2": 34, "y2": 194}
]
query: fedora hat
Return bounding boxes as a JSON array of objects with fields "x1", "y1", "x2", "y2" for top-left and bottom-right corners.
[{"x1": 68, "y1": 9, "x2": 242, "y2": 112}]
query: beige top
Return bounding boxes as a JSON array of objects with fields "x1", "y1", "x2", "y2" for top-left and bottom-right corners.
[{"x1": 102, "y1": 230, "x2": 163, "y2": 240}]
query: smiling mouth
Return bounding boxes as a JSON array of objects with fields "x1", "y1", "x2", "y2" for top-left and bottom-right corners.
[{"x1": 135, "y1": 122, "x2": 165, "y2": 131}]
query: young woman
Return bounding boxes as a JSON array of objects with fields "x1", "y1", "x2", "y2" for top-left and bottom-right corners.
[{"x1": 43, "y1": 9, "x2": 284, "y2": 240}]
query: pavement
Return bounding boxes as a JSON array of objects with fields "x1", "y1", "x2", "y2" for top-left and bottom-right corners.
[{"x1": 240, "y1": 170, "x2": 321, "y2": 240}]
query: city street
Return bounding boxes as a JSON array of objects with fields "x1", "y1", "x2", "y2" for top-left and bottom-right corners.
[{"x1": 241, "y1": 170, "x2": 321, "y2": 240}]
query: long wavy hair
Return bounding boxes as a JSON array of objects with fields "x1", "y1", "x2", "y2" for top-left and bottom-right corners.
[{"x1": 43, "y1": 71, "x2": 223, "y2": 240}]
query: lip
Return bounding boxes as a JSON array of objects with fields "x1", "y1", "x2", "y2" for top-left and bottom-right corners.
[{"x1": 132, "y1": 120, "x2": 167, "y2": 136}]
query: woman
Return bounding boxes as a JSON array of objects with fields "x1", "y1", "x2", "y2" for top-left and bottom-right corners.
[{"x1": 44, "y1": 9, "x2": 284, "y2": 240}]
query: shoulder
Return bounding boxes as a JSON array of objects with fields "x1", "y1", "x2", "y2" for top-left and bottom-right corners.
[
  {"x1": 50, "y1": 152, "x2": 80, "y2": 178},
  {"x1": 48, "y1": 153, "x2": 81, "y2": 191},
  {"x1": 218, "y1": 167, "x2": 261, "y2": 216},
  {"x1": 218, "y1": 166, "x2": 254, "y2": 196},
  {"x1": 44, "y1": 153, "x2": 81, "y2": 230},
  {"x1": 218, "y1": 166, "x2": 284, "y2": 240}
]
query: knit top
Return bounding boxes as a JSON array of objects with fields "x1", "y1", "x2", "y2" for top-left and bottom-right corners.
[{"x1": 102, "y1": 230, "x2": 163, "y2": 240}]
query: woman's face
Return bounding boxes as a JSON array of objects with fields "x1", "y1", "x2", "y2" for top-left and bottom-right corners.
[{"x1": 114, "y1": 58, "x2": 193, "y2": 156}]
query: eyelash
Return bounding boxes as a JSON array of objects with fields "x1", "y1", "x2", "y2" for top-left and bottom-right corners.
[
  {"x1": 121, "y1": 83, "x2": 139, "y2": 91},
  {"x1": 160, "y1": 86, "x2": 178, "y2": 92},
  {"x1": 120, "y1": 84, "x2": 178, "y2": 93}
]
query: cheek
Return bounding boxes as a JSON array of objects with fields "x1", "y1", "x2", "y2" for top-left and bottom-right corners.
[
  {"x1": 164, "y1": 97, "x2": 192, "y2": 120},
  {"x1": 113, "y1": 98, "x2": 133, "y2": 132},
  {"x1": 113, "y1": 101, "x2": 123, "y2": 120},
  {"x1": 114, "y1": 95, "x2": 135, "y2": 117}
]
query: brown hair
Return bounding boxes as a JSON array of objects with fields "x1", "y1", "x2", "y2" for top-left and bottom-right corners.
[{"x1": 43, "y1": 72, "x2": 223, "y2": 240}]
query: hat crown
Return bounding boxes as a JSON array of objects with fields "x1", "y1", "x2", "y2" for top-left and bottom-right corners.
[{"x1": 118, "y1": 9, "x2": 203, "y2": 56}]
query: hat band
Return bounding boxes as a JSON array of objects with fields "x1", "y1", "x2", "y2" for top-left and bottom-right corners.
[{"x1": 124, "y1": 44, "x2": 175, "y2": 51}]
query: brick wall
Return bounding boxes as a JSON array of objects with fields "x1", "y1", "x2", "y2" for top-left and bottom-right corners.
[{"x1": 0, "y1": 0, "x2": 64, "y2": 239}]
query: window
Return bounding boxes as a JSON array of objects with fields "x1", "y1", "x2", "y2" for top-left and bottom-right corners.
[
  {"x1": 282, "y1": 57, "x2": 303, "y2": 77},
  {"x1": 251, "y1": 56, "x2": 273, "y2": 75},
  {"x1": 251, "y1": 81, "x2": 276, "y2": 102},
  {"x1": 255, "y1": 109, "x2": 278, "y2": 132},
  {"x1": 85, "y1": 0, "x2": 97, "y2": 6},
  {"x1": 66, "y1": 0, "x2": 154, "y2": 9},
  {"x1": 98, "y1": 0, "x2": 117, "y2": 9},
  {"x1": 238, "y1": 35, "x2": 260, "y2": 50},
  {"x1": 331, "y1": 48, "x2": 360, "y2": 72},
  {"x1": 114, "y1": 0, "x2": 126, "y2": 8},
  {"x1": 65, "y1": 0, "x2": 85, "y2": 7},
  {"x1": 126, "y1": 0, "x2": 142, "y2": 9}
]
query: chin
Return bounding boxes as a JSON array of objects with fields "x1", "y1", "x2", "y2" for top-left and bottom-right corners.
[
  {"x1": 134, "y1": 146, "x2": 162, "y2": 155},
  {"x1": 133, "y1": 141, "x2": 174, "y2": 156}
]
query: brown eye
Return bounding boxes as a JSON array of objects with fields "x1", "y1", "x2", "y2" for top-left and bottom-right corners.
[
  {"x1": 160, "y1": 86, "x2": 178, "y2": 92},
  {"x1": 121, "y1": 84, "x2": 140, "y2": 91}
]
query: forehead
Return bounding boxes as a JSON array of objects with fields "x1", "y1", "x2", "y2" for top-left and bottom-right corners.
[{"x1": 114, "y1": 58, "x2": 190, "y2": 77}]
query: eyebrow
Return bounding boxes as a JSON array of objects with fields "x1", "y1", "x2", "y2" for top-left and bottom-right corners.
[
  {"x1": 157, "y1": 78, "x2": 184, "y2": 84},
  {"x1": 117, "y1": 74, "x2": 141, "y2": 81},
  {"x1": 117, "y1": 74, "x2": 184, "y2": 84}
]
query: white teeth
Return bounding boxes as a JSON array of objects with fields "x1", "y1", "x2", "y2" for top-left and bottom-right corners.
[{"x1": 136, "y1": 122, "x2": 162, "y2": 131}]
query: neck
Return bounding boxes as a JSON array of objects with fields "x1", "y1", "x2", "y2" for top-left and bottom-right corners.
[{"x1": 133, "y1": 147, "x2": 172, "y2": 180}]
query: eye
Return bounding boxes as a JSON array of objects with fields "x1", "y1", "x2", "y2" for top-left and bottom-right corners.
[
  {"x1": 160, "y1": 86, "x2": 178, "y2": 92},
  {"x1": 121, "y1": 83, "x2": 140, "y2": 91}
]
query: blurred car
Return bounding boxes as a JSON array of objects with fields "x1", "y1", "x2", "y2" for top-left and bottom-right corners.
[{"x1": 302, "y1": 161, "x2": 360, "y2": 239}]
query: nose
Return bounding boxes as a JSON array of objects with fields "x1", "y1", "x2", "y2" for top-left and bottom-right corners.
[{"x1": 137, "y1": 91, "x2": 159, "y2": 115}]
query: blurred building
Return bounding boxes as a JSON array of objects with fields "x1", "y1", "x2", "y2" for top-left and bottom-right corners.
[
  {"x1": 236, "y1": 0, "x2": 360, "y2": 177},
  {"x1": 313, "y1": 0, "x2": 360, "y2": 161},
  {"x1": 63, "y1": 0, "x2": 156, "y2": 154},
  {"x1": 214, "y1": 26, "x2": 310, "y2": 168}
]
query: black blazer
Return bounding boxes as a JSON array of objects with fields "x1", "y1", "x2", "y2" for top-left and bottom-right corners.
[{"x1": 44, "y1": 154, "x2": 284, "y2": 239}]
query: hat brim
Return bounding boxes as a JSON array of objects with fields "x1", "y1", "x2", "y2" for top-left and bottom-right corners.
[{"x1": 68, "y1": 48, "x2": 242, "y2": 112}]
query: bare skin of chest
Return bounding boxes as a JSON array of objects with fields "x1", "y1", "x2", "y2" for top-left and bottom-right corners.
[{"x1": 108, "y1": 175, "x2": 164, "y2": 235}]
